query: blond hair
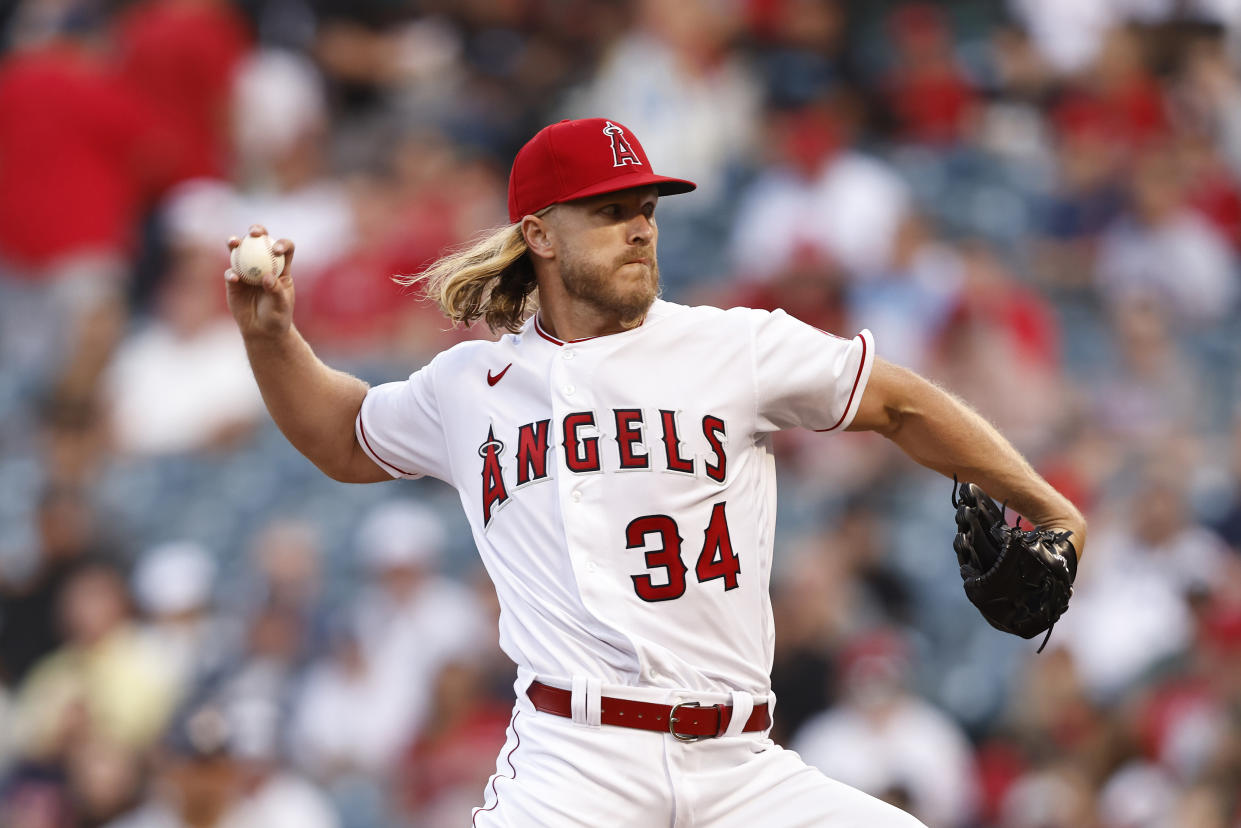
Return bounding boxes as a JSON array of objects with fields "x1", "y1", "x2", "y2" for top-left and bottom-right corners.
[{"x1": 398, "y1": 212, "x2": 547, "y2": 333}]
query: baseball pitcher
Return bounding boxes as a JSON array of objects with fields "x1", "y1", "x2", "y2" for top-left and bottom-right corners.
[{"x1": 225, "y1": 118, "x2": 1085, "y2": 827}]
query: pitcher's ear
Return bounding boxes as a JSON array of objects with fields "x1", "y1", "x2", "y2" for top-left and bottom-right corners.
[{"x1": 522, "y1": 214, "x2": 555, "y2": 260}]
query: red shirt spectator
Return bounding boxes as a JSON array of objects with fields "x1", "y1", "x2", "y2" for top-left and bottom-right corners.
[
  {"x1": 297, "y1": 196, "x2": 460, "y2": 352},
  {"x1": 1178, "y1": 135, "x2": 1241, "y2": 252},
  {"x1": 1053, "y1": 28, "x2": 1169, "y2": 155},
  {"x1": 883, "y1": 4, "x2": 978, "y2": 147},
  {"x1": 114, "y1": 0, "x2": 252, "y2": 181},
  {"x1": 0, "y1": 42, "x2": 183, "y2": 271},
  {"x1": 930, "y1": 242, "x2": 1064, "y2": 451},
  {"x1": 1054, "y1": 85, "x2": 1168, "y2": 154}
]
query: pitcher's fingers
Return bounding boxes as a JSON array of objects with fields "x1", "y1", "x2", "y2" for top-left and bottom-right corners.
[
  {"x1": 273, "y1": 238, "x2": 295, "y2": 269},
  {"x1": 248, "y1": 224, "x2": 268, "y2": 237},
  {"x1": 227, "y1": 236, "x2": 240, "y2": 250},
  {"x1": 224, "y1": 268, "x2": 240, "y2": 283}
]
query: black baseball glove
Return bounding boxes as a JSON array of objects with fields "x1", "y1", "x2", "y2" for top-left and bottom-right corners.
[{"x1": 952, "y1": 479, "x2": 1077, "y2": 652}]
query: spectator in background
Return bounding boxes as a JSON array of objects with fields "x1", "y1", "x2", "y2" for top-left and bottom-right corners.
[
  {"x1": 12, "y1": 562, "x2": 176, "y2": 761},
  {"x1": 311, "y1": 0, "x2": 465, "y2": 130},
  {"x1": 1035, "y1": 414, "x2": 1123, "y2": 522},
  {"x1": 289, "y1": 503, "x2": 489, "y2": 823},
  {"x1": 1005, "y1": 642, "x2": 1102, "y2": 768},
  {"x1": 974, "y1": 23, "x2": 1057, "y2": 173},
  {"x1": 35, "y1": 393, "x2": 111, "y2": 487},
  {"x1": 298, "y1": 132, "x2": 507, "y2": 360},
  {"x1": 768, "y1": 506, "x2": 913, "y2": 746},
  {"x1": 237, "y1": 518, "x2": 331, "y2": 703},
  {"x1": 1129, "y1": 586, "x2": 1241, "y2": 794},
  {"x1": 343, "y1": 502, "x2": 489, "y2": 762},
  {"x1": 562, "y1": 0, "x2": 761, "y2": 284},
  {"x1": 929, "y1": 240, "x2": 1065, "y2": 454},
  {"x1": 1212, "y1": 413, "x2": 1241, "y2": 552},
  {"x1": 114, "y1": 0, "x2": 252, "y2": 181},
  {"x1": 980, "y1": 646, "x2": 1109, "y2": 825},
  {"x1": 246, "y1": 518, "x2": 325, "y2": 627},
  {"x1": 1095, "y1": 144, "x2": 1237, "y2": 326},
  {"x1": 880, "y1": 4, "x2": 979, "y2": 148},
  {"x1": 768, "y1": 548, "x2": 847, "y2": 747},
  {"x1": 999, "y1": 758, "x2": 1099, "y2": 828},
  {"x1": 107, "y1": 704, "x2": 242, "y2": 828},
  {"x1": 1171, "y1": 30, "x2": 1241, "y2": 184},
  {"x1": 0, "y1": 0, "x2": 184, "y2": 268},
  {"x1": 724, "y1": 246, "x2": 847, "y2": 336},
  {"x1": 1054, "y1": 26, "x2": 1169, "y2": 156},
  {"x1": 1177, "y1": 128, "x2": 1241, "y2": 252},
  {"x1": 297, "y1": 166, "x2": 447, "y2": 359},
  {"x1": 109, "y1": 700, "x2": 337, "y2": 828},
  {"x1": 289, "y1": 616, "x2": 396, "y2": 805},
  {"x1": 211, "y1": 694, "x2": 337, "y2": 828},
  {"x1": 1096, "y1": 752, "x2": 1184, "y2": 828},
  {"x1": 194, "y1": 597, "x2": 311, "y2": 768},
  {"x1": 179, "y1": 520, "x2": 328, "y2": 779},
  {"x1": 0, "y1": 484, "x2": 110, "y2": 689},
  {"x1": 744, "y1": 0, "x2": 846, "y2": 110},
  {"x1": 231, "y1": 49, "x2": 354, "y2": 287},
  {"x1": 1033, "y1": 89, "x2": 1127, "y2": 289},
  {"x1": 0, "y1": 0, "x2": 184, "y2": 396},
  {"x1": 728, "y1": 101, "x2": 911, "y2": 282},
  {"x1": 793, "y1": 629, "x2": 978, "y2": 828},
  {"x1": 398, "y1": 661, "x2": 513, "y2": 827},
  {"x1": 131, "y1": 541, "x2": 238, "y2": 706},
  {"x1": 563, "y1": 0, "x2": 760, "y2": 208},
  {"x1": 62, "y1": 736, "x2": 148, "y2": 827},
  {"x1": 1089, "y1": 299, "x2": 1200, "y2": 442},
  {"x1": 101, "y1": 183, "x2": 264, "y2": 457},
  {"x1": 844, "y1": 214, "x2": 961, "y2": 375},
  {"x1": 1063, "y1": 466, "x2": 1231, "y2": 701}
]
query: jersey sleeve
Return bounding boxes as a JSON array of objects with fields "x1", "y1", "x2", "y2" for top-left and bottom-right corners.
[
  {"x1": 750, "y1": 308, "x2": 875, "y2": 433},
  {"x1": 355, "y1": 360, "x2": 453, "y2": 482}
]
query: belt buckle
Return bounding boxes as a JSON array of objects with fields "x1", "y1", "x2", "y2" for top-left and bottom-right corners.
[{"x1": 669, "y1": 701, "x2": 703, "y2": 742}]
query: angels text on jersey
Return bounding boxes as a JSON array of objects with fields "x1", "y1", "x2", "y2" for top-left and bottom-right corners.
[{"x1": 478, "y1": 407, "x2": 728, "y2": 527}]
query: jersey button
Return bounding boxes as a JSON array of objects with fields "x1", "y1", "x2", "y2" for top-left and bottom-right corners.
[
  {"x1": 562, "y1": 351, "x2": 575, "y2": 360},
  {"x1": 587, "y1": 561, "x2": 597, "y2": 572},
  {"x1": 563, "y1": 384, "x2": 576, "y2": 396},
  {"x1": 571, "y1": 490, "x2": 582, "y2": 502}
]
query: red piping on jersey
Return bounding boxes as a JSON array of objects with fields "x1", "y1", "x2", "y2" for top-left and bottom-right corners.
[
  {"x1": 533, "y1": 315, "x2": 601, "y2": 346},
  {"x1": 473, "y1": 711, "x2": 521, "y2": 826},
  {"x1": 358, "y1": 415, "x2": 419, "y2": 477},
  {"x1": 814, "y1": 332, "x2": 868, "y2": 433}
]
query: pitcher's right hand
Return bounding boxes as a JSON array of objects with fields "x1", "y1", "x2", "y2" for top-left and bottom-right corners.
[{"x1": 226, "y1": 224, "x2": 296, "y2": 340}]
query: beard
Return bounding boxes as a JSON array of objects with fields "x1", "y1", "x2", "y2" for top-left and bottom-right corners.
[{"x1": 558, "y1": 245, "x2": 659, "y2": 329}]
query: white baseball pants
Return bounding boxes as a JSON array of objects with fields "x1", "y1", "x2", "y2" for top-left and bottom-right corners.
[{"x1": 471, "y1": 683, "x2": 925, "y2": 827}]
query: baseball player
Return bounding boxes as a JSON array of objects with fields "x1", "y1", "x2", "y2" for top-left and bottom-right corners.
[{"x1": 225, "y1": 118, "x2": 1086, "y2": 827}]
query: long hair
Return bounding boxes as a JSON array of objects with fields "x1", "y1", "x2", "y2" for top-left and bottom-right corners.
[{"x1": 397, "y1": 212, "x2": 547, "y2": 334}]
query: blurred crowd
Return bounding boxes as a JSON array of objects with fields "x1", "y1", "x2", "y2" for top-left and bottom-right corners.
[{"x1": 1, "y1": 0, "x2": 1240, "y2": 825}]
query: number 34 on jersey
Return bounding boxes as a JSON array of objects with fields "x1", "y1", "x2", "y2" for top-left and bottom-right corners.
[{"x1": 476, "y1": 407, "x2": 739, "y2": 603}]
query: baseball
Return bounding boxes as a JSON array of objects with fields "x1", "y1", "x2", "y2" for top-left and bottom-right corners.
[{"x1": 230, "y1": 233, "x2": 285, "y2": 285}]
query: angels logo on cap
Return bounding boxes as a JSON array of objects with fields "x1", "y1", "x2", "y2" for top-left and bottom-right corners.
[
  {"x1": 603, "y1": 121, "x2": 641, "y2": 167},
  {"x1": 507, "y1": 117, "x2": 696, "y2": 222}
]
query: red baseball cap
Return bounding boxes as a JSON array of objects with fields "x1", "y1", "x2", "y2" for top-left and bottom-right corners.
[{"x1": 507, "y1": 118, "x2": 696, "y2": 222}]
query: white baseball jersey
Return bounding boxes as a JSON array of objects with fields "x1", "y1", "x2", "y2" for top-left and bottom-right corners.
[{"x1": 355, "y1": 299, "x2": 874, "y2": 699}]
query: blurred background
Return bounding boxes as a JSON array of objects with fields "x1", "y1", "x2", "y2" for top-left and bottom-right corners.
[{"x1": 0, "y1": 0, "x2": 1240, "y2": 825}]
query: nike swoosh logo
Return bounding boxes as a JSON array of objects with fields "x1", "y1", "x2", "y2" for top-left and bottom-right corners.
[{"x1": 487, "y1": 364, "x2": 512, "y2": 386}]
